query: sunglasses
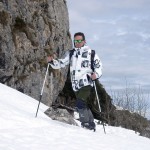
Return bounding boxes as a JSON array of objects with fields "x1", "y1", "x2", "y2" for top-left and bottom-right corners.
[{"x1": 74, "y1": 39, "x2": 84, "y2": 43}]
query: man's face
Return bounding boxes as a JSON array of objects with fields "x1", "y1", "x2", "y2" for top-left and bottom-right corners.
[{"x1": 74, "y1": 35, "x2": 85, "y2": 48}]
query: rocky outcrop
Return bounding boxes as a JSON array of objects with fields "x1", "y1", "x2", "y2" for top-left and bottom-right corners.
[
  {"x1": 44, "y1": 107, "x2": 78, "y2": 126},
  {"x1": 0, "y1": 0, "x2": 72, "y2": 105},
  {"x1": 110, "y1": 109, "x2": 150, "y2": 138}
]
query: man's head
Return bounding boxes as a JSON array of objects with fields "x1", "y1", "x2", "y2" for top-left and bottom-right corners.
[{"x1": 74, "y1": 32, "x2": 86, "y2": 48}]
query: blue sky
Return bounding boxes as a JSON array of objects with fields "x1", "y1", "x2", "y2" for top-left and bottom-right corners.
[{"x1": 67, "y1": 0, "x2": 150, "y2": 95}]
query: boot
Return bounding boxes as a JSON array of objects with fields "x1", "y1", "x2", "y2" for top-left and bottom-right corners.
[
  {"x1": 78, "y1": 107, "x2": 96, "y2": 131},
  {"x1": 81, "y1": 122, "x2": 96, "y2": 131},
  {"x1": 76, "y1": 99, "x2": 96, "y2": 131}
]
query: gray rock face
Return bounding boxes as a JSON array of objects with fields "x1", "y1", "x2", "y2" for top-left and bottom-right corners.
[
  {"x1": 45, "y1": 107, "x2": 78, "y2": 125},
  {"x1": 0, "y1": 0, "x2": 72, "y2": 105}
]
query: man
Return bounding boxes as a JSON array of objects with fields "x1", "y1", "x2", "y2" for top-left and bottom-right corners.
[{"x1": 47, "y1": 32, "x2": 102, "y2": 131}]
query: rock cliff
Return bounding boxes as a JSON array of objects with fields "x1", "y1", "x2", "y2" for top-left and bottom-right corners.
[{"x1": 0, "y1": 0, "x2": 72, "y2": 105}]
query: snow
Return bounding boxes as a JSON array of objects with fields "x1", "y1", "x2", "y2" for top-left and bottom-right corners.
[
  {"x1": 115, "y1": 105, "x2": 124, "y2": 110},
  {"x1": 0, "y1": 83, "x2": 150, "y2": 150}
]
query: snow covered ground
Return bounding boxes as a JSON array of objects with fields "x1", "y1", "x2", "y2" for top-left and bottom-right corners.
[{"x1": 0, "y1": 83, "x2": 150, "y2": 150}]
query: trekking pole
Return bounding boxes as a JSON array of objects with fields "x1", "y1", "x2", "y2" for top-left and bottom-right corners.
[
  {"x1": 93, "y1": 80, "x2": 106, "y2": 134},
  {"x1": 35, "y1": 63, "x2": 50, "y2": 117}
]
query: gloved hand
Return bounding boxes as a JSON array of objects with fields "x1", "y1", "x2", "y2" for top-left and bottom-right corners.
[
  {"x1": 47, "y1": 56, "x2": 53, "y2": 63},
  {"x1": 91, "y1": 72, "x2": 97, "y2": 80}
]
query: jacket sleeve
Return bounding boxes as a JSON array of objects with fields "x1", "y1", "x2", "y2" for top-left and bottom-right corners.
[
  {"x1": 93, "y1": 53, "x2": 102, "y2": 79},
  {"x1": 49, "y1": 51, "x2": 70, "y2": 69}
]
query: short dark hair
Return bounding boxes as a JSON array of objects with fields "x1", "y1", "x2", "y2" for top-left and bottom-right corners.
[{"x1": 74, "y1": 32, "x2": 85, "y2": 40}]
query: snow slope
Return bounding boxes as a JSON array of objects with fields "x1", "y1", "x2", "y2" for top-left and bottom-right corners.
[{"x1": 0, "y1": 83, "x2": 150, "y2": 150}]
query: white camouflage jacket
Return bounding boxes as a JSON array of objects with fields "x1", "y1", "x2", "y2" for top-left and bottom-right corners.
[{"x1": 50, "y1": 45, "x2": 102, "y2": 91}]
